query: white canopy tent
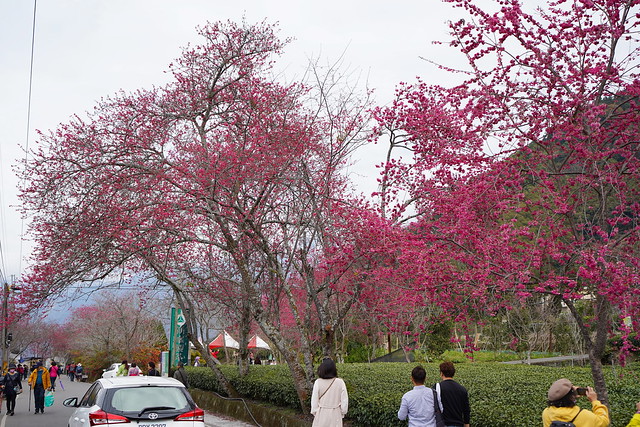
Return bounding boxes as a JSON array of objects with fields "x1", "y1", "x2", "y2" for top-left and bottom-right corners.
[
  {"x1": 208, "y1": 331, "x2": 240, "y2": 350},
  {"x1": 248, "y1": 334, "x2": 271, "y2": 350}
]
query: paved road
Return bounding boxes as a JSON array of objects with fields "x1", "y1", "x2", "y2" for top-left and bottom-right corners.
[
  {"x1": 0, "y1": 378, "x2": 253, "y2": 427},
  {"x1": 501, "y1": 354, "x2": 589, "y2": 365},
  {"x1": 203, "y1": 412, "x2": 254, "y2": 427},
  {"x1": 0, "y1": 377, "x2": 90, "y2": 427}
]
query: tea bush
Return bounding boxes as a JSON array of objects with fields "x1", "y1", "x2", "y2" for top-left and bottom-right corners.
[
  {"x1": 186, "y1": 362, "x2": 640, "y2": 426},
  {"x1": 440, "y1": 349, "x2": 561, "y2": 363},
  {"x1": 186, "y1": 364, "x2": 300, "y2": 409}
]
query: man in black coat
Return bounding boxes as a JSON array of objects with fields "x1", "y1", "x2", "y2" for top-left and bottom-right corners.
[{"x1": 434, "y1": 361, "x2": 470, "y2": 427}]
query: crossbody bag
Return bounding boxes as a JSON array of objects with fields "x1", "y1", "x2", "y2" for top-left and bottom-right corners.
[{"x1": 319, "y1": 378, "x2": 337, "y2": 402}]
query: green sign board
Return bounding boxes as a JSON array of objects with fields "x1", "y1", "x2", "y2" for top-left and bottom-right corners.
[{"x1": 169, "y1": 307, "x2": 189, "y2": 367}]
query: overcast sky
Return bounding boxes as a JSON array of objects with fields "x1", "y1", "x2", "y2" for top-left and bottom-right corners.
[{"x1": 0, "y1": 0, "x2": 469, "y2": 283}]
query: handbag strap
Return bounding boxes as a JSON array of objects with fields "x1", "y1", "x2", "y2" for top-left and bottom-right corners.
[
  {"x1": 319, "y1": 378, "x2": 336, "y2": 401},
  {"x1": 431, "y1": 388, "x2": 442, "y2": 414},
  {"x1": 435, "y1": 382, "x2": 444, "y2": 412},
  {"x1": 570, "y1": 408, "x2": 583, "y2": 423},
  {"x1": 431, "y1": 388, "x2": 446, "y2": 427}
]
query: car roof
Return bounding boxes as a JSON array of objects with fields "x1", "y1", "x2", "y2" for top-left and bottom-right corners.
[{"x1": 96, "y1": 376, "x2": 185, "y2": 389}]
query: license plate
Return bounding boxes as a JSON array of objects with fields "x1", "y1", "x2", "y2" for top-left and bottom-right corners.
[{"x1": 139, "y1": 424, "x2": 167, "y2": 427}]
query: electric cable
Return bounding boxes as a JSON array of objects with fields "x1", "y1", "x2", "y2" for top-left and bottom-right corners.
[
  {"x1": 210, "y1": 391, "x2": 262, "y2": 427},
  {"x1": 0, "y1": 144, "x2": 7, "y2": 282},
  {"x1": 18, "y1": 0, "x2": 38, "y2": 275}
]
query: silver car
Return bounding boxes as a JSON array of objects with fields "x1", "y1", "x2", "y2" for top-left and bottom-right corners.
[{"x1": 64, "y1": 376, "x2": 205, "y2": 427}]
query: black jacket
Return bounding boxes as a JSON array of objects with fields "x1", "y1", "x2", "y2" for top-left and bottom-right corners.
[
  {"x1": 435, "y1": 379, "x2": 470, "y2": 426},
  {"x1": 3, "y1": 372, "x2": 23, "y2": 395},
  {"x1": 173, "y1": 367, "x2": 189, "y2": 387}
]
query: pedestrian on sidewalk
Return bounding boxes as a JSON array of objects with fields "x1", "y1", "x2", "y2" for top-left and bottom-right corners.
[
  {"x1": 173, "y1": 362, "x2": 189, "y2": 387},
  {"x1": 49, "y1": 361, "x2": 59, "y2": 391},
  {"x1": 75, "y1": 363, "x2": 84, "y2": 381},
  {"x1": 398, "y1": 365, "x2": 438, "y2": 427},
  {"x1": 128, "y1": 363, "x2": 141, "y2": 376},
  {"x1": 28, "y1": 362, "x2": 51, "y2": 415},
  {"x1": 117, "y1": 360, "x2": 129, "y2": 377},
  {"x1": 147, "y1": 362, "x2": 161, "y2": 377},
  {"x1": 434, "y1": 361, "x2": 470, "y2": 427},
  {"x1": 2, "y1": 363, "x2": 22, "y2": 416},
  {"x1": 68, "y1": 362, "x2": 76, "y2": 381},
  {"x1": 542, "y1": 378, "x2": 609, "y2": 427},
  {"x1": 311, "y1": 358, "x2": 348, "y2": 427}
]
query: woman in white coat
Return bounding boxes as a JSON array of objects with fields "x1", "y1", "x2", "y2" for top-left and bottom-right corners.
[{"x1": 310, "y1": 358, "x2": 349, "y2": 427}]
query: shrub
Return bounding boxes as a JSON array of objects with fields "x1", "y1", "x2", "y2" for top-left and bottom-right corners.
[
  {"x1": 423, "y1": 321, "x2": 453, "y2": 358},
  {"x1": 186, "y1": 362, "x2": 640, "y2": 426},
  {"x1": 344, "y1": 341, "x2": 386, "y2": 363},
  {"x1": 440, "y1": 349, "x2": 561, "y2": 363},
  {"x1": 440, "y1": 350, "x2": 470, "y2": 363},
  {"x1": 186, "y1": 365, "x2": 300, "y2": 409}
]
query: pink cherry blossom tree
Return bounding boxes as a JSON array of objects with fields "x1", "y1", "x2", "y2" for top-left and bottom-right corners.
[
  {"x1": 373, "y1": 0, "x2": 640, "y2": 405},
  {"x1": 20, "y1": 20, "x2": 370, "y2": 410}
]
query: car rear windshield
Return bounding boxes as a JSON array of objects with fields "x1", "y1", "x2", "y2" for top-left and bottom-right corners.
[{"x1": 108, "y1": 386, "x2": 191, "y2": 414}]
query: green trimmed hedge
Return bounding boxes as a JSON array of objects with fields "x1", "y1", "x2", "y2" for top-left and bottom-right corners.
[
  {"x1": 185, "y1": 363, "x2": 640, "y2": 426},
  {"x1": 187, "y1": 364, "x2": 300, "y2": 409}
]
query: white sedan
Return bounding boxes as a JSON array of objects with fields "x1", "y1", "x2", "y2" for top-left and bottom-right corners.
[
  {"x1": 64, "y1": 376, "x2": 205, "y2": 427},
  {"x1": 101, "y1": 363, "x2": 122, "y2": 378}
]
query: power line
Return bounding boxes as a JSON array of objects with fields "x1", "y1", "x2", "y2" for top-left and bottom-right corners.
[{"x1": 18, "y1": 0, "x2": 38, "y2": 276}]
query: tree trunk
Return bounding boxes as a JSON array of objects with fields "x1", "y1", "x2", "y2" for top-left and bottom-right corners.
[
  {"x1": 588, "y1": 295, "x2": 611, "y2": 407},
  {"x1": 166, "y1": 278, "x2": 239, "y2": 398},
  {"x1": 322, "y1": 324, "x2": 336, "y2": 359},
  {"x1": 238, "y1": 301, "x2": 252, "y2": 377},
  {"x1": 253, "y1": 312, "x2": 313, "y2": 413},
  {"x1": 566, "y1": 295, "x2": 611, "y2": 409},
  {"x1": 190, "y1": 336, "x2": 240, "y2": 398},
  {"x1": 587, "y1": 352, "x2": 608, "y2": 406}
]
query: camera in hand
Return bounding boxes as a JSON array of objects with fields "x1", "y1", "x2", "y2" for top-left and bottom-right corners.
[{"x1": 576, "y1": 387, "x2": 587, "y2": 396}]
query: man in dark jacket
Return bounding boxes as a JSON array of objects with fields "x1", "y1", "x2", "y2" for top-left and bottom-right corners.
[
  {"x1": 3, "y1": 363, "x2": 23, "y2": 415},
  {"x1": 147, "y1": 361, "x2": 161, "y2": 376},
  {"x1": 173, "y1": 362, "x2": 189, "y2": 387},
  {"x1": 435, "y1": 361, "x2": 470, "y2": 427}
]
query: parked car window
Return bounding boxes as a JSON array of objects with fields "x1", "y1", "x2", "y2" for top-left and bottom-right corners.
[
  {"x1": 79, "y1": 383, "x2": 101, "y2": 407},
  {"x1": 108, "y1": 386, "x2": 189, "y2": 413}
]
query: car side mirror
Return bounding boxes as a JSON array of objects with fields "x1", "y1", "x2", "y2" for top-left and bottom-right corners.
[{"x1": 63, "y1": 397, "x2": 79, "y2": 407}]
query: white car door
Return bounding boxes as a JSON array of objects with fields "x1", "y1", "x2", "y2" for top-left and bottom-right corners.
[
  {"x1": 69, "y1": 404, "x2": 100, "y2": 427},
  {"x1": 69, "y1": 382, "x2": 102, "y2": 427}
]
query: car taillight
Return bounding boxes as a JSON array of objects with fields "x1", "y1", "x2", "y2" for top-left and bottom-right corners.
[
  {"x1": 174, "y1": 407, "x2": 205, "y2": 422},
  {"x1": 89, "y1": 409, "x2": 130, "y2": 425}
]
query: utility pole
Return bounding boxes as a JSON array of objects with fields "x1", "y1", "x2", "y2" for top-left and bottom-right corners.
[
  {"x1": 2, "y1": 282, "x2": 19, "y2": 370},
  {"x1": 2, "y1": 282, "x2": 8, "y2": 370}
]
